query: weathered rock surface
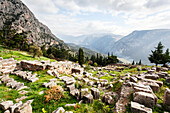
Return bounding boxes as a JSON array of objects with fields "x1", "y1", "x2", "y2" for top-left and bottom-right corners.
[
  {"x1": 0, "y1": 101, "x2": 13, "y2": 110},
  {"x1": 163, "y1": 88, "x2": 170, "y2": 106},
  {"x1": 0, "y1": 0, "x2": 68, "y2": 49},
  {"x1": 83, "y1": 93, "x2": 93, "y2": 104},
  {"x1": 131, "y1": 101, "x2": 152, "y2": 113},
  {"x1": 0, "y1": 58, "x2": 17, "y2": 74},
  {"x1": 91, "y1": 88, "x2": 100, "y2": 99},
  {"x1": 133, "y1": 92, "x2": 157, "y2": 108},
  {"x1": 14, "y1": 100, "x2": 33, "y2": 113}
]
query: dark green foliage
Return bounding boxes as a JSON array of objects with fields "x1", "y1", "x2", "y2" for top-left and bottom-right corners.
[
  {"x1": 90, "y1": 53, "x2": 118, "y2": 66},
  {"x1": 29, "y1": 45, "x2": 43, "y2": 58},
  {"x1": 138, "y1": 59, "x2": 142, "y2": 65},
  {"x1": 46, "y1": 47, "x2": 69, "y2": 60},
  {"x1": 90, "y1": 55, "x2": 96, "y2": 64},
  {"x1": 68, "y1": 53, "x2": 78, "y2": 62},
  {"x1": 132, "y1": 60, "x2": 135, "y2": 65},
  {"x1": 148, "y1": 42, "x2": 164, "y2": 66},
  {"x1": 148, "y1": 42, "x2": 170, "y2": 66},
  {"x1": 0, "y1": 25, "x2": 29, "y2": 51},
  {"x1": 85, "y1": 56, "x2": 89, "y2": 63},
  {"x1": 107, "y1": 55, "x2": 119, "y2": 64},
  {"x1": 162, "y1": 49, "x2": 170, "y2": 66},
  {"x1": 108, "y1": 52, "x2": 110, "y2": 57},
  {"x1": 78, "y1": 48, "x2": 84, "y2": 66}
]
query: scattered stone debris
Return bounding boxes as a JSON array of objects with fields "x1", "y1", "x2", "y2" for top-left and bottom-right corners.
[{"x1": 11, "y1": 70, "x2": 39, "y2": 82}]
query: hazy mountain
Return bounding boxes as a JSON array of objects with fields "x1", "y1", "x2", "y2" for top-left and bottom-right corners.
[
  {"x1": 67, "y1": 43, "x2": 100, "y2": 57},
  {"x1": 59, "y1": 33, "x2": 123, "y2": 53},
  {"x1": 109, "y1": 29, "x2": 170, "y2": 64},
  {"x1": 0, "y1": 0, "x2": 68, "y2": 49}
]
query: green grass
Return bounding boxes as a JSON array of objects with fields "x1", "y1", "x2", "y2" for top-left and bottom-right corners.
[{"x1": 0, "y1": 46, "x2": 55, "y2": 62}]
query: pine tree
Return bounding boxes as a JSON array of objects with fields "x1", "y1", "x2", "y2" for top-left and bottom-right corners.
[
  {"x1": 162, "y1": 48, "x2": 170, "y2": 66},
  {"x1": 148, "y1": 42, "x2": 164, "y2": 66},
  {"x1": 78, "y1": 48, "x2": 84, "y2": 66}
]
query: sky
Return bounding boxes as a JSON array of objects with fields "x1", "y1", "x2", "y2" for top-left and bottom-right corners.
[{"x1": 22, "y1": 0, "x2": 170, "y2": 37}]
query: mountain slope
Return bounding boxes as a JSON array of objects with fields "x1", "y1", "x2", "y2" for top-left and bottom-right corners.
[
  {"x1": 59, "y1": 33, "x2": 123, "y2": 53},
  {"x1": 67, "y1": 43, "x2": 100, "y2": 57},
  {"x1": 0, "y1": 0, "x2": 68, "y2": 49},
  {"x1": 109, "y1": 29, "x2": 170, "y2": 64}
]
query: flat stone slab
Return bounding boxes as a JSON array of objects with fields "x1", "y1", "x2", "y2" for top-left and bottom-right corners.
[
  {"x1": 131, "y1": 101, "x2": 152, "y2": 113},
  {"x1": 133, "y1": 92, "x2": 157, "y2": 108}
]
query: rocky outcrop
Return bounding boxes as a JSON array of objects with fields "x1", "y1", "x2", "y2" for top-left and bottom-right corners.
[{"x1": 0, "y1": 0, "x2": 68, "y2": 49}]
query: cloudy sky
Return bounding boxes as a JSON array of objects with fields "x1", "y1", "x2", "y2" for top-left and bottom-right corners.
[{"x1": 22, "y1": 0, "x2": 170, "y2": 37}]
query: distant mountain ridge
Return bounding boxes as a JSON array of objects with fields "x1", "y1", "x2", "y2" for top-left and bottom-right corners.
[
  {"x1": 67, "y1": 43, "x2": 101, "y2": 57},
  {"x1": 0, "y1": 0, "x2": 68, "y2": 49},
  {"x1": 59, "y1": 33, "x2": 123, "y2": 53},
  {"x1": 60, "y1": 29, "x2": 170, "y2": 64},
  {"x1": 110, "y1": 29, "x2": 170, "y2": 64}
]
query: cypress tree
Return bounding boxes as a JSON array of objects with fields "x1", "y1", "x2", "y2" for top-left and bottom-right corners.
[
  {"x1": 139, "y1": 59, "x2": 142, "y2": 65},
  {"x1": 78, "y1": 48, "x2": 84, "y2": 66},
  {"x1": 132, "y1": 60, "x2": 135, "y2": 65}
]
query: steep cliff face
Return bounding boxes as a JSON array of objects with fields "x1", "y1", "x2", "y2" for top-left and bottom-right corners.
[{"x1": 0, "y1": 0, "x2": 68, "y2": 49}]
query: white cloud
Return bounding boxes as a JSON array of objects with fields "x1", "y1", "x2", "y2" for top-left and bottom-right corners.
[
  {"x1": 21, "y1": 0, "x2": 170, "y2": 36},
  {"x1": 22, "y1": 0, "x2": 58, "y2": 14}
]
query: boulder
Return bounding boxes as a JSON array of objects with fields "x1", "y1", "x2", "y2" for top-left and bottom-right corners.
[
  {"x1": 80, "y1": 88, "x2": 88, "y2": 99},
  {"x1": 133, "y1": 92, "x2": 157, "y2": 108},
  {"x1": 52, "y1": 107, "x2": 65, "y2": 113},
  {"x1": 142, "y1": 78, "x2": 163, "y2": 87},
  {"x1": 70, "y1": 89, "x2": 80, "y2": 100},
  {"x1": 9, "y1": 101, "x2": 22, "y2": 113},
  {"x1": 158, "y1": 72, "x2": 168, "y2": 78},
  {"x1": 20, "y1": 60, "x2": 46, "y2": 71},
  {"x1": 137, "y1": 66, "x2": 142, "y2": 71},
  {"x1": 14, "y1": 100, "x2": 33, "y2": 113},
  {"x1": 47, "y1": 70, "x2": 53, "y2": 76},
  {"x1": 166, "y1": 77, "x2": 170, "y2": 84},
  {"x1": 87, "y1": 81, "x2": 94, "y2": 86},
  {"x1": 102, "y1": 94, "x2": 114, "y2": 105},
  {"x1": 66, "y1": 84, "x2": 75, "y2": 91},
  {"x1": 83, "y1": 93, "x2": 93, "y2": 104},
  {"x1": 4, "y1": 110, "x2": 10, "y2": 113},
  {"x1": 131, "y1": 101, "x2": 152, "y2": 113},
  {"x1": 106, "y1": 84, "x2": 113, "y2": 90},
  {"x1": 130, "y1": 77, "x2": 138, "y2": 83},
  {"x1": 145, "y1": 74, "x2": 159, "y2": 80},
  {"x1": 163, "y1": 88, "x2": 170, "y2": 106},
  {"x1": 147, "y1": 70, "x2": 155, "y2": 74},
  {"x1": 91, "y1": 88, "x2": 100, "y2": 99},
  {"x1": 0, "y1": 101, "x2": 13, "y2": 110}
]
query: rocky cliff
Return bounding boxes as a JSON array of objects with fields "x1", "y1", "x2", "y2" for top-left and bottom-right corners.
[{"x1": 0, "y1": 0, "x2": 68, "y2": 49}]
